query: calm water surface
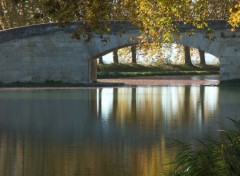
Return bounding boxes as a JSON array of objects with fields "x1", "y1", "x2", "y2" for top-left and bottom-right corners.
[{"x1": 0, "y1": 86, "x2": 239, "y2": 176}]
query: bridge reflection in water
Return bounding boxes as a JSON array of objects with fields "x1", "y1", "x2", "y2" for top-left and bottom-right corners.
[{"x1": 0, "y1": 86, "x2": 238, "y2": 176}]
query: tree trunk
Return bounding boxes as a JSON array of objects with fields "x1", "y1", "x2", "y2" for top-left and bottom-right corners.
[
  {"x1": 21, "y1": 0, "x2": 27, "y2": 25},
  {"x1": 199, "y1": 49, "x2": 206, "y2": 65},
  {"x1": 131, "y1": 46, "x2": 137, "y2": 63},
  {"x1": 184, "y1": 46, "x2": 193, "y2": 65},
  {"x1": 0, "y1": 1, "x2": 4, "y2": 18},
  {"x1": 113, "y1": 50, "x2": 119, "y2": 64},
  {"x1": 99, "y1": 56, "x2": 104, "y2": 64}
]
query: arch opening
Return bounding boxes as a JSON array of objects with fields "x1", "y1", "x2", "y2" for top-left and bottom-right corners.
[{"x1": 94, "y1": 43, "x2": 220, "y2": 84}]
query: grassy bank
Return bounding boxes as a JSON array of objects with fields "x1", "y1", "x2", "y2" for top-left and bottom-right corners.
[
  {"x1": 97, "y1": 63, "x2": 219, "y2": 78},
  {"x1": 98, "y1": 71, "x2": 219, "y2": 78}
]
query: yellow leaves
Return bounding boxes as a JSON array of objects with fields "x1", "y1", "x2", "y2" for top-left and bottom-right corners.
[
  {"x1": 129, "y1": 37, "x2": 135, "y2": 42},
  {"x1": 2, "y1": 0, "x2": 237, "y2": 48},
  {"x1": 229, "y1": 0, "x2": 240, "y2": 29}
]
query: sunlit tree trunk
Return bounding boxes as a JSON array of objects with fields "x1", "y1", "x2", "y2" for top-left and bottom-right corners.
[
  {"x1": 99, "y1": 56, "x2": 104, "y2": 64},
  {"x1": 199, "y1": 49, "x2": 206, "y2": 65},
  {"x1": 184, "y1": 46, "x2": 193, "y2": 65},
  {"x1": 113, "y1": 50, "x2": 119, "y2": 64},
  {"x1": 131, "y1": 45, "x2": 137, "y2": 63}
]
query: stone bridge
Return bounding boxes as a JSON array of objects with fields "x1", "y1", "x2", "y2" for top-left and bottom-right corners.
[{"x1": 0, "y1": 20, "x2": 239, "y2": 83}]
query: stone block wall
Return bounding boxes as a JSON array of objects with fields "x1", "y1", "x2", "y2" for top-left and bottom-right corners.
[
  {"x1": 0, "y1": 32, "x2": 91, "y2": 83},
  {"x1": 0, "y1": 23, "x2": 139, "y2": 84}
]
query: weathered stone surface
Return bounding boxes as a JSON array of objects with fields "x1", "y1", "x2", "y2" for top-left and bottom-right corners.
[{"x1": 0, "y1": 21, "x2": 239, "y2": 83}]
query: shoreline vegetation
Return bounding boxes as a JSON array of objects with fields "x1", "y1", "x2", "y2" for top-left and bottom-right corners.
[
  {"x1": 97, "y1": 63, "x2": 220, "y2": 78},
  {"x1": 166, "y1": 119, "x2": 240, "y2": 176}
]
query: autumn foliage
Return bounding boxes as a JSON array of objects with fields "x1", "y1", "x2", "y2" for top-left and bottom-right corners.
[{"x1": 0, "y1": 0, "x2": 239, "y2": 44}]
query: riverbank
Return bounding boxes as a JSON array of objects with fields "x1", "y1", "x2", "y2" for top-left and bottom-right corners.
[
  {"x1": 97, "y1": 63, "x2": 219, "y2": 78},
  {"x1": 0, "y1": 75, "x2": 219, "y2": 89},
  {"x1": 98, "y1": 75, "x2": 220, "y2": 86},
  {"x1": 0, "y1": 64, "x2": 222, "y2": 88}
]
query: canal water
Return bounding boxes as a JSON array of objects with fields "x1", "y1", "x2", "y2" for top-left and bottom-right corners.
[{"x1": 0, "y1": 85, "x2": 239, "y2": 175}]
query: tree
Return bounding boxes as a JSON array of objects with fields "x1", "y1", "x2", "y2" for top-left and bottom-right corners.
[
  {"x1": 131, "y1": 46, "x2": 137, "y2": 64},
  {"x1": 99, "y1": 56, "x2": 104, "y2": 64},
  {"x1": 184, "y1": 46, "x2": 193, "y2": 66},
  {"x1": 118, "y1": 47, "x2": 132, "y2": 63},
  {"x1": 113, "y1": 50, "x2": 119, "y2": 64},
  {"x1": 42, "y1": 0, "x2": 238, "y2": 45},
  {"x1": 1, "y1": 0, "x2": 239, "y2": 49},
  {"x1": 0, "y1": 0, "x2": 53, "y2": 29},
  {"x1": 199, "y1": 49, "x2": 206, "y2": 65},
  {"x1": 229, "y1": 0, "x2": 240, "y2": 30}
]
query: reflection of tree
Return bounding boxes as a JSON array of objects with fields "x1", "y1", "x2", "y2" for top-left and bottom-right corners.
[
  {"x1": 131, "y1": 88, "x2": 137, "y2": 121},
  {"x1": 89, "y1": 89, "x2": 97, "y2": 118},
  {"x1": 0, "y1": 86, "x2": 222, "y2": 175},
  {"x1": 112, "y1": 88, "x2": 118, "y2": 120},
  {"x1": 98, "y1": 89, "x2": 102, "y2": 117},
  {"x1": 97, "y1": 86, "x2": 220, "y2": 132},
  {"x1": 184, "y1": 86, "x2": 191, "y2": 121},
  {"x1": 200, "y1": 86, "x2": 205, "y2": 121},
  {"x1": 0, "y1": 132, "x2": 176, "y2": 176}
]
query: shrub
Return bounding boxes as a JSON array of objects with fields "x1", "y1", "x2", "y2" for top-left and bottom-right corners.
[{"x1": 168, "y1": 119, "x2": 240, "y2": 176}]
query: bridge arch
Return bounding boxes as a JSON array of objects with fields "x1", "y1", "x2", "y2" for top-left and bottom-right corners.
[
  {"x1": 92, "y1": 43, "x2": 138, "y2": 60},
  {"x1": 91, "y1": 32, "x2": 220, "y2": 61},
  {"x1": 0, "y1": 21, "x2": 239, "y2": 83}
]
